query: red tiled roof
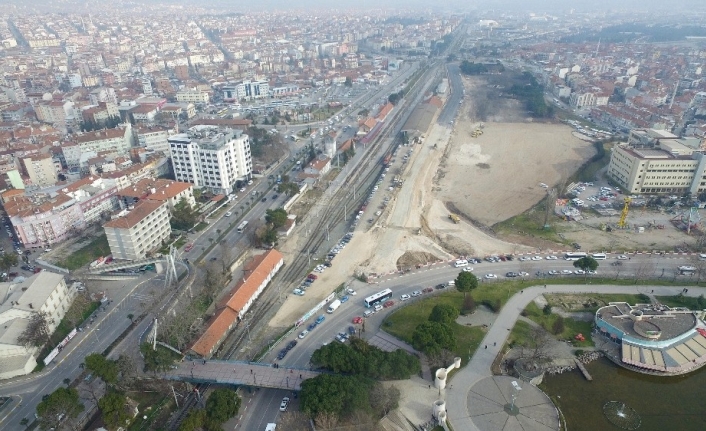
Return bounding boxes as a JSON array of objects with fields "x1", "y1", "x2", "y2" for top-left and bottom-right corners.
[{"x1": 103, "y1": 200, "x2": 165, "y2": 229}]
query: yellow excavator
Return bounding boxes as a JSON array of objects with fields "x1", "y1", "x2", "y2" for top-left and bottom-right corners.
[{"x1": 449, "y1": 214, "x2": 461, "y2": 224}]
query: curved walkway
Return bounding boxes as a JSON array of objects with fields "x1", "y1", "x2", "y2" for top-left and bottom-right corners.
[{"x1": 445, "y1": 283, "x2": 704, "y2": 431}]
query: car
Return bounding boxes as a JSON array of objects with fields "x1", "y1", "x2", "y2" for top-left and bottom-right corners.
[
  {"x1": 574, "y1": 269, "x2": 585, "y2": 275},
  {"x1": 411, "y1": 290, "x2": 422, "y2": 297},
  {"x1": 484, "y1": 274, "x2": 498, "y2": 279},
  {"x1": 519, "y1": 256, "x2": 531, "y2": 261},
  {"x1": 340, "y1": 295, "x2": 349, "y2": 303},
  {"x1": 225, "y1": 211, "x2": 232, "y2": 217},
  {"x1": 518, "y1": 271, "x2": 529, "y2": 277},
  {"x1": 373, "y1": 304, "x2": 383, "y2": 312},
  {"x1": 298, "y1": 330, "x2": 309, "y2": 339},
  {"x1": 21, "y1": 265, "x2": 31, "y2": 271},
  {"x1": 316, "y1": 315, "x2": 326, "y2": 324},
  {"x1": 352, "y1": 316, "x2": 363, "y2": 324},
  {"x1": 272, "y1": 194, "x2": 279, "y2": 200},
  {"x1": 239, "y1": 187, "x2": 246, "y2": 192},
  {"x1": 287, "y1": 340, "x2": 297, "y2": 350},
  {"x1": 383, "y1": 300, "x2": 395, "y2": 308},
  {"x1": 307, "y1": 323, "x2": 317, "y2": 331},
  {"x1": 422, "y1": 287, "x2": 434, "y2": 294},
  {"x1": 435, "y1": 283, "x2": 446, "y2": 289},
  {"x1": 302, "y1": 279, "x2": 313, "y2": 286},
  {"x1": 462, "y1": 267, "x2": 474, "y2": 272},
  {"x1": 323, "y1": 261, "x2": 332, "y2": 267},
  {"x1": 363, "y1": 310, "x2": 375, "y2": 317},
  {"x1": 210, "y1": 257, "x2": 217, "y2": 261},
  {"x1": 346, "y1": 288, "x2": 357, "y2": 295},
  {"x1": 348, "y1": 326, "x2": 356, "y2": 335},
  {"x1": 280, "y1": 397, "x2": 290, "y2": 412},
  {"x1": 505, "y1": 272, "x2": 518, "y2": 278},
  {"x1": 617, "y1": 255, "x2": 628, "y2": 260},
  {"x1": 261, "y1": 197, "x2": 267, "y2": 202},
  {"x1": 400, "y1": 294, "x2": 410, "y2": 301},
  {"x1": 560, "y1": 269, "x2": 573, "y2": 275},
  {"x1": 307, "y1": 273, "x2": 318, "y2": 280},
  {"x1": 184, "y1": 243, "x2": 194, "y2": 252},
  {"x1": 548, "y1": 270, "x2": 559, "y2": 275},
  {"x1": 277, "y1": 349, "x2": 288, "y2": 360},
  {"x1": 531, "y1": 255, "x2": 543, "y2": 261},
  {"x1": 545, "y1": 255, "x2": 558, "y2": 260},
  {"x1": 293, "y1": 289, "x2": 305, "y2": 296}
]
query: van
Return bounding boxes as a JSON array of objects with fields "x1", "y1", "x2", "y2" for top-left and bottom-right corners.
[
  {"x1": 447, "y1": 280, "x2": 455, "y2": 286},
  {"x1": 363, "y1": 310, "x2": 374, "y2": 317},
  {"x1": 454, "y1": 259, "x2": 468, "y2": 268},
  {"x1": 266, "y1": 425, "x2": 277, "y2": 431}
]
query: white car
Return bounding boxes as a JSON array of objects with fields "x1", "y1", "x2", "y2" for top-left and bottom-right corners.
[
  {"x1": 518, "y1": 271, "x2": 529, "y2": 277},
  {"x1": 346, "y1": 288, "x2": 357, "y2": 295},
  {"x1": 531, "y1": 256, "x2": 543, "y2": 261},
  {"x1": 293, "y1": 289, "x2": 305, "y2": 296},
  {"x1": 484, "y1": 274, "x2": 498, "y2": 279},
  {"x1": 587, "y1": 270, "x2": 597, "y2": 275},
  {"x1": 617, "y1": 255, "x2": 628, "y2": 260},
  {"x1": 400, "y1": 294, "x2": 410, "y2": 301},
  {"x1": 462, "y1": 267, "x2": 474, "y2": 272},
  {"x1": 298, "y1": 330, "x2": 309, "y2": 339},
  {"x1": 545, "y1": 255, "x2": 558, "y2": 260},
  {"x1": 519, "y1": 256, "x2": 531, "y2": 261},
  {"x1": 574, "y1": 269, "x2": 585, "y2": 275},
  {"x1": 560, "y1": 269, "x2": 573, "y2": 275},
  {"x1": 280, "y1": 397, "x2": 290, "y2": 411},
  {"x1": 411, "y1": 290, "x2": 422, "y2": 297}
]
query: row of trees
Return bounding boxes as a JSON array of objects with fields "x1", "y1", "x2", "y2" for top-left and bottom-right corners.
[
  {"x1": 508, "y1": 72, "x2": 554, "y2": 118},
  {"x1": 310, "y1": 337, "x2": 420, "y2": 380},
  {"x1": 387, "y1": 90, "x2": 405, "y2": 105},
  {"x1": 179, "y1": 388, "x2": 241, "y2": 431},
  {"x1": 459, "y1": 60, "x2": 489, "y2": 75}
]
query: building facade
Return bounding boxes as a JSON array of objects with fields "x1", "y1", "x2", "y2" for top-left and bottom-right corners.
[
  {"x1": 222, "y1": 80, "x2": 269, "y2": 101},
  {"x1": 22, "y1": 154, "x2": 58, "y2": 186},
  {"x1": 168, "y1": 126, "x2": 252, "y2": 195},
  {"x1": 175, "y1": 90, "x2": 210, "y2": 104},
  {"x1": 103, "y1": 200, "x2": 171, "y2": 261}
]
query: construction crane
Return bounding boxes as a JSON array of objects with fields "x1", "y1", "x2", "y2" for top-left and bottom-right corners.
[{"x1": 617, "y1": 197, "x2": 631, "y2": 228}]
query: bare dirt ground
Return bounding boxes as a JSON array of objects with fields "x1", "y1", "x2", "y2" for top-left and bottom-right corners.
[{"x1": 439, "y1": 76, "x2": 595, "y2": 228}]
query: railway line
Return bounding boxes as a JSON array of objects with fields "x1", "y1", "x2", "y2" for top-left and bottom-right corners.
[{"x1": 166, "y1": 62, "x2": 443, "y2": 430}]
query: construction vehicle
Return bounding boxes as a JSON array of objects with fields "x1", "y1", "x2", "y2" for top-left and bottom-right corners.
[
  {"x1": 617, "y1": 197, "x2": 631, "y2": 228},
  {"x1": 449, "y1": 214, "x2": 460, "y2": 224}
]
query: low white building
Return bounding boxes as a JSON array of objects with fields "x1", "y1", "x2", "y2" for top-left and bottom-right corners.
[
  {"x1": 0, "y1": 271, "x2": 74, "y2": 380},
  {"x1": 103, "y1": 200, "x2": 171, "y2": 260}
]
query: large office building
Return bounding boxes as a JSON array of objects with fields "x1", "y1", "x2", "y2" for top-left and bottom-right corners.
[
  {"x1": 0, "y1": 272, "x2": 74, "y2": 380},
  {"x1": 606, "y1": 129, "x2": 706, "y2": 194},
  {"x1": 222, "y1": 80, "x2": 269, "y2": 101},
  {"x1": 168, "y1": 126, "x2": 252, "y2": 195},
  {"x1": 103, "y1": 200, "x2": 171, "y2": 260}
]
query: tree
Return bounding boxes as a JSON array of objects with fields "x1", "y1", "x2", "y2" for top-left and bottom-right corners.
[
  {"x1": 260, "y1": 228, "x2": 278, "y2": 246},
  {"x1": 98, "y1": 391, "x2": 131, "y2": 429},
  {"x1": 205, "y1": 388, "x2": 241, "y2": 424},
  {"x1": 574, "y1": 256, "x2": 598, "y2": 281},
  {"x1": 428, "y1": 304, "x2": 459, "y2": 325},
  {"x1": 84, "y1": 353, "x2": 119, "y2": 385},
  {"x1": 551, "y1": 317, "x2": 565, "y2": 335},
  {"x1": 543, "y1": 304, "x2": 552, "y2": 315},
  {"x1": 36, "y1": 387, "x2": 84, "y2": 430},
  {"x1": 455, "y1": 271, "x2": 478, "y2": 297},
  {"x1": 0, "y1": 252, "x2": 18, "y2": 273},
  {"x1": 140, "y1": 343, "x2": 176, "y2": 373},
  {"x1": 265, "y1": 208, "x2": 288, "y2": 229},
  {"x1": 300, "y1": 374, "x2": 373, "y2": 419},
  {"x1": 411, "y1": 321, "x2": 455, "y2": 355},
  {"x1": 519, "y1": 326, "x2": 554, "y2": 361},
  {"x1": 368, "y1": 384, "x2": 400, "y2": 418},
  {"x1": 170, "y1": 197, "x2": 198, "y2": 231},
  {"x1": 17, "y1": 312, "x2": 51, "y2": 348},
  {"x1": 462, "y1": 294, "x2": 477, "y2": 314}
]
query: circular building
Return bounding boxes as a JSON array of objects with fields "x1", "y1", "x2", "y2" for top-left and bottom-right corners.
[{"x1": 595, "y1": 302, "x2": 706, "y2": 375}]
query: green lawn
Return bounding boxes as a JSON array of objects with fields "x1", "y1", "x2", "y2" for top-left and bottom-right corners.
[
  {"x1": 544, "y1": 292, "x2": 650, "y2": 312},
  {"x1": 383, "y1": 292, "x2": 485, "y2": 364},
  {"x1": 508, "y1": 320, "x2": 535, "y2": 347},
  {"x1": 194, "y1": 222, "x2": 208, "y2": 232},
  {"x1": 522, "y1": 303, "x2": 594, "y2": 347},
  {"x1": 57, "y1": 234, "x2": 111, "y2": 270},
  {"x1": 655, "y1": 294, "x2": 706, "y2": 310}
]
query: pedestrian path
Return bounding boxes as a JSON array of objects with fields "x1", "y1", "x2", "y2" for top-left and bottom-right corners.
[{"x1": 444, "y1": 284, "x2": 705, "y2": 431}]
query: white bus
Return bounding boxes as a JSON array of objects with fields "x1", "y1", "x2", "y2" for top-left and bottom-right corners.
[
  {"x1": 591, "y1": 253, "x2": 607, "y2": 260},
  {"x1": 364, "y1": 289, "x2": 393, "y2": 308},
  {"x1": 237, "y1": 221, "x2": 248, "y2": 233},
  {"x1": 564, "y1": 252, "x2": 588, "y2": 261}
]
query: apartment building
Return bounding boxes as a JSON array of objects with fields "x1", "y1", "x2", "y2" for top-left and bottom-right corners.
[
  {"x1": 175, "y1": 89, "x2": 209, "y2": 104},
  {"x1": 117, "y1": 178, "x2": 195, "y2": 210},
  {"x1": 73, "y1": 123, "x2": 134, "y2": 156},
  {"x1": 222, "y1": 80, "x2": 269, "y2": 101},
  {"x1": 135, "y1": 125, "x2": 172, "y2": 153},
  {"x1": 60, "y1": 176, "x2": 119, "y2": 225},
  {"x1": 0, "y1": 271, "x2": 74, "y2": 380},
  {"x1": 607, "y1": 138, "x2": 706, "y2": 195},
  {"x1": 103, "y1": 200, "x2": 171, "y2": 261},
  {"x1": 5, "y1": 193, "x2": 86, "y2": 247},
  {"x1": 34, "y1": 100, "x2": 69, "y2": 125},
  {"x1": 168, "y1": 126, "x2": 252, "y2": 195},
  {"x1": 21, "y1": 153, "x2": 58, "y2": 186}
]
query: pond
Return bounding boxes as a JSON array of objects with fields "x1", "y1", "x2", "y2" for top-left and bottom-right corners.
[{"x1": 540, "y1": 357, "x2": 706, "y2": 431}]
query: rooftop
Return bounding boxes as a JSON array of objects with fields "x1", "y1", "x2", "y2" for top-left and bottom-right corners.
[
  {"x1": 103, "y1": 199, "x2": 165, "y2": 229},
  {"x1": 598, "y1": 302, "x2": 696, "y2": 342}
]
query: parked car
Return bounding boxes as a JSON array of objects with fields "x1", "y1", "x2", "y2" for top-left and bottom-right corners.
[
  {"x1": 184, "y1": 243, "x2": 194, "y2": 252},
  {"x1": 363, "y1": 310, "x2": 375, "y2": 317},
  {"x1": 400, "y1": 294, "x2": 410, "y2": 301},
  {"x1": 346, "y1": 288, "x2": 357, "y2": 295},
  {"x1": 293, "y1": 289, "x2": 305, "y2": 296},
  {"x1": 352, "y1": 316, "x2": 363, "y2": 324},
  {"x1": 383, "y1": 300, "x2": 395, "y2": 308},
  {"x1": 422, "y1": 287, "x2": 434, "y2": 294},
  {"x1": 484, "y1": 274, "x2": 498, "y2": 279},
  {"x1": 348, "y1": 326, "x2": 356, "y2": 335},
  {"x1": 316, "y1": 315, "x2": 326, "y2": 324},
  {"x1": 545, "y1": 255, "x2": 558, "y2": 260},
  {"x1": 340, "y1": 295, "x2": 349, "y2": 303},
  {"x1": 307, "y1": 274, "x2": 318, "y2": 280},
  {"x1": 411, "y1": 290, "x2": 422, "y2": 297},
  {"x1": 280, "y1": 397, "x2": 290, "y2": 412},
  {"x1": 298, "y1": 330, "x2": 309, "y2": 339}
]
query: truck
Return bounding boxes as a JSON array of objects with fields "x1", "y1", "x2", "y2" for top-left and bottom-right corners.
[
  {"x1": 266, "y1": 424, "x2": 277, "y2": 431},
  {"x1": 449, "y1": 214, "x2": 460, "y2": 224},
  {"x1": 327, "y1": 299, "x2": 342, "y2": 313}
]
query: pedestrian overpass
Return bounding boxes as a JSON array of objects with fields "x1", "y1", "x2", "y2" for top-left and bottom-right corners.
[
  {"x1": 163, "y1": 359, "x2": 321, "y2": 391},
  {"x1": 83, "y1": 256, "x2": 166, "y2": 274}
]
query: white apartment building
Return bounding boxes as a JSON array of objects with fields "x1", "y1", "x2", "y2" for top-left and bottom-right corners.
[
  {"x1": 607, "y1": 139, "x2": 706, "y2": 195},
  {"x1": 73, "y1": 123, "x2": 134, "y2": 156},
  {"x1": 168, "y1": 126, "x2": 252, "y2": 195},
  {"x1": 22, "y1": 154, "x2": 58, "y2": 186},
  {"x1": 0, "y1": 271, "x2": 74, "y2": 380},
  {"x1": 103, "y1": 200, "x2": 171, "y2": 261},
  {"x1": 222, "y1": 80, "x2": 269, "y2": 101},
  {"x1": 175, "y1": 90, "x2": 210, "y2": 104},
  {"x1": 135, "y1": 126, "x2": 172, "y2": 153}
]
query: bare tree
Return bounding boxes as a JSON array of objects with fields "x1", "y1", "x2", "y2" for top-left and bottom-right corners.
[
  {"x1": 633, "y1": 260, "x2": 656, "y2": 284},
  {"x1": 519, "y1": 326, "x2": 554, "y2": 361},
  {"x1": 278, "y1": 411, "x2": 310, "y2": 431},
  {"x1": 17, "y1": 312, "x2": 51, "y2": 348},
  {"x1": 369, "y1": 384, "x2": 401, "y2": 418},
  {"x1": 315, "y1": 411, "x2": 339, "y2": 430},
  {"x1": 219, "y1": 240, "x2": 234, "y2": 275}
]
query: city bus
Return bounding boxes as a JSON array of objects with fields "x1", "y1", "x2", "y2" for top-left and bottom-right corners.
[
  {"x1": 591, "y1": 253, "x2": 607, "y2": 260},
  {"x1": 364, "y1": 289, "x2": 393, "y2": 308},
  {"x1": 237, "y1": 221, "x2": 248, "y2": 233},
  {"x1": 564, "y1": 252, "x2": 588, "y2": 261},
  {"x1": 217, "y1": 108, "x2": 229, "y2": 118}
]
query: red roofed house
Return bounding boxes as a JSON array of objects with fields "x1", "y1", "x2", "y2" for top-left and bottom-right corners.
[
  {"x1": 117, "y1": 178, "x2": 195, "y2": 210},
  {"x1": 376, "y1": 102, "x2": 394, "y2": 122},
  {"x1": 103, "y1": 200, "x2": 171, "y2": 260},
  {"x1": 358, "y1": 117, "x2": 378, "y2": 134},
  {"x1": 190, "y1": 249, "x2": 284, "y2": 358}
]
